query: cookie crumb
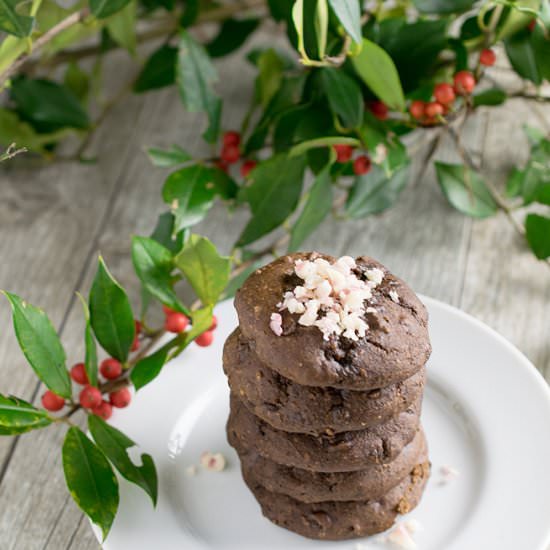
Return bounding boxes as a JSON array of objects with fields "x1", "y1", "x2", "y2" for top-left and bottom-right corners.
[
  {"x1": 396, "y1": 497, "x2": 411, "y2": 514},
  {"x1": 200, "y1": 451, "x2": 226, "y2": 472}
]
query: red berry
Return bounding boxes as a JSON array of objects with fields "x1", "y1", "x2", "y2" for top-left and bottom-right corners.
[
  {"x1": 195, "y1": 330, "x2": 214, "y2": 347},
  {"x1": 425, "y1": 102, "x2": 445, "y2": 118},
  {"x1": 79, "y1": 385, "x2": 102, "y2": 409},
  {"x1": 164, "y1": 312, "x2": 189, "y2": 333},
  {"x1": 162, "y1": 304, "x2": 175, "y2": 315},
  {"x1": 434, "y1": 83, "x2": 455, "y2": 105},
  {"x1": 100, "y1": 358, "x2": 122, "y2": 380},
  {"x1": 528, "y1": 19, "x2": 536, "y2": 32},
  {"x1": 479, "y1": 48, "x2": 496, "y2": 67},
  {"x1": 134, "y1": 320, "x2": 142, "y2": 335},
  {"x1": 453, "y1": 71, "x2": 476, "y2": 95},
  {"x1": 353, "y1": 155, "x2": 372, "y2": 175},
  {"x1": 41, "y1": 391, "x2": 65, "y2": 412},
  {"x1": 240, "y1": 160, "x2": 257, "y2": 178},
  {"x1": 369, "y1": 100, "x2": 389, "y2": 120},
  {"x1": 110, "y1": 388, "x2": 131, "y2": 408},
  {"x1": 131, "y1": 335, "x2": 140, "y2": 352},
  {"x1": 70, "y1": 362, "x2": 89, "y2": 385},
  {"x1": 223, "y1": 131, "x2": 240, "y2": 148},
  {"x1": 333, "y1": 144, "x2": 353, "y2": 163},
  {"x1": 209, "y1": 314, "x2": 218, "y2": 331},
  {"x1": 409, "y1": 100, "x2": 425, "y2": 120},
  {"x1": 91, "y1": 400, "x2": 113, "y2": 420},
  {"x1": 214, "y1": 160, "x2": 228, "y2": 173},
  {"x1": 220, "y1": 144, "x2": 240, "y2": 164}
]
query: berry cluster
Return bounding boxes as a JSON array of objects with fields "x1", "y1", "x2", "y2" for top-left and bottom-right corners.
[
  {"x1": 333, "y1": 145, "x2": 372, "y2": 176},
  {"x1": 217, "y1": 131, "x2": 257, "y2": 178},
  {"x1": 162, "y1": 305, "x2": 217, "y2": 347}
]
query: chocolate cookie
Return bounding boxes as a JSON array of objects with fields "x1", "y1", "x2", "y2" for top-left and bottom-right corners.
[
  {"x1": 234, "y1": 253, "x2": 431, "y2": 390},
  {"x1": 227, "y1": 394, "x2": 422, "y2": 471},
  {"x1": 224, "y1": 329, "x2": 426, "y2": 434},
  {"x1": 235, "y1": 428, "x2": 427, "y2": 503},
  {"x1": 242, "y1": 460, "x2": 431, "y2": 540}
]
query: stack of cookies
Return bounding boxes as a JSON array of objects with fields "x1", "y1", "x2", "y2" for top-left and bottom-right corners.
[{"x1": 224, "y1": 252, "x2": 431, "y2": 540}]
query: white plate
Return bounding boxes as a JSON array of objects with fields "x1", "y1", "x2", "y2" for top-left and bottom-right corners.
[{"x1": 94, "y1": 296, "x2": 550, "y2": 550}]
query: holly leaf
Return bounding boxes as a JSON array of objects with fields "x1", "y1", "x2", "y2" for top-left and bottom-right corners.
[
  {"x1": 351, "y1": 38, "x2": 405, "y2": 111},
  {"x1": 88, "y1": 415, "x2": 158, "y2": 506},
  {"x1": 89, "y1": 257, "x2": 135, "y2": 362},
  {"x1": 505, "y1": 29, "x2": 541, "y2": 85},
  {"x1": 2, "y1": 292, "x2": 71, "y2": 399},
  {"x1": 435, "y1": 162, "x2": 497, "y2": 218},
  {"x1": 346, "y1": 162, "x2": 410, "y2": 218},
  {"x1": 89, "y1": 0, "x2": 132, "y2": 19},
  {"x1": 150, "y1": 212, "x2": 186, "y2": 254},
  {"x1": 321, "y1": 68, "x2": 364, "y2": 129},
  {"x1": 473, "y1": 88, "x2": 507, "y2": 107},
  {"x1": 289, "y1": 164, "x2": 333, "y2": 251},
  {"x1": 327, "y1": 0, "x2": 361, "y2": 43},
  {"x1": 76, "y1": 293, "x2": 98, "y2": 388},
  {"x1": 131, "y1": 236, "x2": 188, "y2": 315},
  {"x1": 62, "y1": 427, "x2": 119, "y2": 540},
  {"x1": 505, "y1": 167, "x2": 525, "y2": 198},
  {"x1": 256, "y1": 48, "x2": 285, "y2": 108},
  {"x1": 130, "y1": 345, "x2": 169, "y2": 391},
  {"x1": 146, "y1": 145, "x2": 191, "y2": 167},
  {"x1": 174, "y1": 234, "x2": 230, "y2": 306},
  {"x1": 525, "y1": 214, "x2": 550, "y2": 259},
  {"x1": 177, "y1": 29, "x2": 221, "y2": 143},
  {"x1": 162, "y1": 165, "x2": 219, "y2": 233},
  {"x1": 0, "y1": 0, "x2": 34, "y2": 37},
  {"x1": 134, "y1": 45, "x2": 177, "y2": 93},
  {"x1": 206, "y1": 18, "x2": 260, "y2": 58},
  {"x1": 10, "y1": 77, "x2": 90, "y2": 132},
  {"x1": 64, "y1": 62, "x2": 90, "y2": 103},
  {"x1": 106, "y1": 0, "x2": 136, "y2": 54},
  {"x1": 412, "y1": 0, "x2": 474, "y2": 13},
  {"x1": 0, "y1": 394, "x2": 53, "y2": 434},
  {"x1": 237, "y1": 153, "x2": 307, "y2": 246}
]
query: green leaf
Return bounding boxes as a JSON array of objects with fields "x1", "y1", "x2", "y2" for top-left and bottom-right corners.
[
  {"x1": 505, "y1": 29, "x2": 541, "y2": 84},
  {"x1": 351, "y1": 38, "x2": 405, "y2": 111},
  {"x1": 146, "y1": 145, "x2": 191, "y2": 167},
  {"x1": 131, "y1": 236, "x2": 187, "y2": 315},
  {"x1": 257, "y1": 48, "x2": 285, "y2": 108},
  {"x1": 130, "y1": 345, "x2": 169, "y2": 391},
  {"x1": 412, "y1": 0, "x2": 474, "y2": 13},
  {"x1": 521, "y1": 138, "x2": 550, "y2": 204},
  {"x1": 180, "y1": 0, "x2": 198, "y2": 27},
  {"x1": 88, "y1": 415, "x2": 158, "y2": 505},
  {"x1": 327, "y1": 0, "x2": 361, "y2": 43},
  {"x1": 525, "y1": 214, "x2": 550, "y2": 259},
  {"x1": 237, "y1": 153, "x2": 307, "y2": 246},
  {"x1": 162, "y1": 165, "x2": 218, "y2": 233},
  {"x1": 177, "y1": 29, "x2": 221, "y2": 143},
  {"x1": 0, "y1": 0, "x2": 34, "y2": 37},
  {"x1": 315, "y1": 0, "x2": 329, "y2": 58},
  {"x1": 134, "y1": 45, "x2": 177, "y2": 93},
  {"x1": 64, "y1": 62, "x2": 90, "y2": 103},
  {"x1": 76, "y1": 293, "x2": 98, "y2": 388},
  {"x1": 289, "y1": 164, "x2": 332, "y2": 251},
  {"x1": 472, "y1": 88, "x2": 507, "y2": 107},
  {"x1": 10, "y1": 77, "x2": 90, "y2": 132},
  {"x1": 89, "y1": 257, "x2": 135, "y2": 362},
  {"x1": 505, "y1": 167, "x2": 525, "y2": 198},
  {"x1": 62, "y1": 427, "x2": 119, "y2": 540},
  {"x1": 106, "y1": 0, "x2": 136, "y2": 54},
  {"x1": 150, "y1": 212, "x2": 186, "y2": 254},
  {"x1": 289, "y1": 136, "x2": 359, "y2": 157},
  {"x1": 0, "y1": 394, "x2": 52, "y2": 434},
  {"x1": 206, "y1": 18, "x2": 260, "y2": 58},
  {"x1": 321, "y1": 68, "x2": 364, "y2": 129},
  {"x1": 220, "y1": 263, "x2": 261, "y2": 300},
  {"x1": 435, "y1": 162, "x2": 498, "y2": 218},
  {"x1": 532, "y1": 23, "x2": 550, "y2": 81},
  {"x1": 89, "y1": 0, "x2": 131, "y2": 19},
  {"x1": 174, "y1": 234, "x2": 230, "y2": 306},
  {"x1": 2, "y1": 292, "x2": 70, "y2": 398},
  {"x1": 346, "y1": 162, "x2": 410, "y2": 218}
]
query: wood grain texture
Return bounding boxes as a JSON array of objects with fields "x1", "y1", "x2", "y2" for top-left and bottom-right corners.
[{"x1": 0, "y1": 39, "x2": 548, "y2": 550}]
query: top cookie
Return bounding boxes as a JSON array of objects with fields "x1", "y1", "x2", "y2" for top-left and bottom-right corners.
[{"x1": 234, "y1": 252, "x2": 431, "y2": 390}]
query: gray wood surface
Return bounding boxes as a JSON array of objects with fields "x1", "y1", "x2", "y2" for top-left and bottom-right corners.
[{"x1": 0, "y1": 37, "x2": 549, "y2": 550}]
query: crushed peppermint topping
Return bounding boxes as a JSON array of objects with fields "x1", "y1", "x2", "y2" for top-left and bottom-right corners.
[
  {"x1": 389, "y1": 290, "x2": 400, "y2": 303},
  {"x1": 271, "y1": 256, "x2": 384, "y2": 341},
  {"x1": 200, "y1": 451, "x2": 226, "y2": 472}
]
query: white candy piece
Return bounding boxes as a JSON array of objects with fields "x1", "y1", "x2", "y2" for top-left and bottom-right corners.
[
  {"x1": 385, "y1": 523, "x2": 418, "y2": 549},
  {"x1": 389, "y1": 290, "x2": 400, "y2": 303},
  {"x1": 200, "y1": 452, "x2": 226, "y2": 472},
  {"x1": 269, "y1": 313, "x2": 283, "y2": 336},
  {"x1": 403, "y1": 518, "x2": 424, "y2": 535},
  {"x1": 439, "y1": 464, "x2": 460, "y2": 485}
]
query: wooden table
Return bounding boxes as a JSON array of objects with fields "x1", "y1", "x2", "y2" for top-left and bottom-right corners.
[{"x1": 0, "y1": 41, "x2": 549, "y2": 549}]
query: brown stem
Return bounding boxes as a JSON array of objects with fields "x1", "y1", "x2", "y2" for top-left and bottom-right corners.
[{"x1": 0, "y1": 7, "x2": 91, "y2": 88}]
